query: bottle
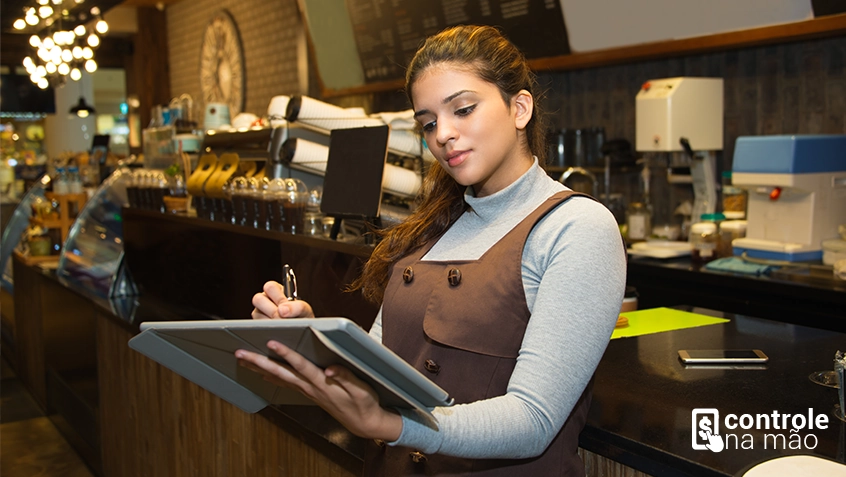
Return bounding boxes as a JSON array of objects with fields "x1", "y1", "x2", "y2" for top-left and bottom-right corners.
[
  {"x1": 67, "y1": 166, "x2": 83, "y2": 194},
  {"x1": 53, "y1": 166, "x2": 69, "y2": 195}
]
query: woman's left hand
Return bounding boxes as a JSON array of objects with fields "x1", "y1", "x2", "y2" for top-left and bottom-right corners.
[{"x1": 235, "y1": 341, "x2": 403, "y2": 441}]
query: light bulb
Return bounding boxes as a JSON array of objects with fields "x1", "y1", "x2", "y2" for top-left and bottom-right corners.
[
  {"x1": 26, "y1": 14, "x2": 39, "y2": 26},
  {"x1": 36, "y1": 65, "x2": 47, "y2": 76},
  {"x1": 77, "y1": 109, "x2": 90, "y2": 118},
  {"x1": 37, "y1": 78, "x2": 49, "y2": 90},
  {"x1": 38, "y1": 0, "x2": 49, "y2": 5},
  {"x1": 87, "y1": 33, "x2": 99, "y2": 47},
  {"x1": 70, "y1": 68, "x2": 82, "y2": 81},
  {"x1": 58, "y1": 63, "x2": 70, "y2": 75},
  {"x1": 30, "y1": 73, "x2": 41, "y2": 84},
  {"x1": 14, "y1": 19, "x2": 27, "y2": 30},
  {"x1": 46, "y1": 62, "x2": 57, "y2": 74},
  {"x1": 85, "y1": 59, "x2": 98, "y2": 73},
  {"x1": 82, "y1": 47, "x2": 93, "y2": 59},
  {"x1": 29, "y1": 35, "x2": 41, "y2": 47},
  {"x1": 23, "y1": 57, "x2": 34, "y2": 68},
  {"x1": 39, "y1": 6, "x2": 53, "y2": 18},
  {"x1": 74, "y1": 25, "x2": 85, "y2": 36},
  {"x1": 42, "y1": 37, "x2": 55, "y2": 49},
  {"x1": 62, "y1": 49, "x2": 73, "y2": 62},
  {"x1": 90, "y1": 6, "x2": 101, "y2": 15},
  {"x1": 95, "y1": 19, "x2": 108, "y2": 34},
  {"x1": 73, "y1": 46, "x2": 83, "y2": 58}
]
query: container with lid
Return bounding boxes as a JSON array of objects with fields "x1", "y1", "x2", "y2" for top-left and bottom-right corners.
[
  {"x1": 719, "y1": 220, "x2": 747, "y2": 257},
  {"x1": 721, "y1": 171, "x2": 747, "y2": 219},
  {"x1": 822, "y1": 239, "x2": 846, "y2": 266},
  {"x1": 689, "y1": 221, "x2": 719, "y2": 264},
  {"x1": 626, "y1": 202, "x2": 652, "y2": 243}
]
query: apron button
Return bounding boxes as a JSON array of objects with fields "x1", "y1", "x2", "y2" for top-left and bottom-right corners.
[
  {"x1": 424, "y1": 359, "x2": 441, "y2": 374},
  {"x1": 403, "y1": 266, "x2": 414, "y2": 283},
  {"x1": 409, "y1": 451, "x2": 427, "y2": 463},
  {"x1": 447, "y1": 268, "x2": 461, "y2": 286}
]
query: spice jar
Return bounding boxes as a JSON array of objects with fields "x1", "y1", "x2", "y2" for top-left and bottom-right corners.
[{"x1": 689, "y1": 221, "x2": 719, "y2": 265}]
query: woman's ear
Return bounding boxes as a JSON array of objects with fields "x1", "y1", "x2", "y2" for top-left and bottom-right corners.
[{"x1": 512, "y1": 90, "x2": 533, "y2": 130}]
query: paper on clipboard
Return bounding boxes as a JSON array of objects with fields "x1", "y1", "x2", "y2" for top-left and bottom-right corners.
[{"x1": 128, "y1": 317, "x2": 453, "y2": 416}]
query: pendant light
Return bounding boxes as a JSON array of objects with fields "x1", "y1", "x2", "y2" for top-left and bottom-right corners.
[{"x1": 69, "y1": 96, "x2": 96, "y2": 118}]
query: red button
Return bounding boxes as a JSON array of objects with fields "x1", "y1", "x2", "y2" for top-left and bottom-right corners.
[
  {"x1": 769, "y1": 187, "x2": 782, "y2": 201},
  {"x1": 642, "y1": 81, "x2": 651, "y2": 91}
]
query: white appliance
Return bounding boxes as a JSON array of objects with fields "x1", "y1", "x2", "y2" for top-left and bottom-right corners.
[
  {"x1": 635, "y1": 77, "x2": 724, "y2": 223},
  {"x1": 731, "y1": 135, "x2": 846, "y2": 262}
]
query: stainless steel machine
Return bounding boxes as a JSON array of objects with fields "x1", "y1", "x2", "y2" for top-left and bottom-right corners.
[{"x1": 635, "y1": 77, "x2": 724, "y2": 229}]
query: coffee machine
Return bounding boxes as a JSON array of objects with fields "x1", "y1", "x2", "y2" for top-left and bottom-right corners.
[
  {"x1": 635, "y1": 77, "x2": 724, "y2": 227},
  {"x1": 731, "y1": 135, "x2": 846, "y2": 262}
]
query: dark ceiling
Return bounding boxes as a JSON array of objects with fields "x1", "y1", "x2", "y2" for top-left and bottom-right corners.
[{"x1": 1, "y1": 0, "x2": 125, "y2": 34}]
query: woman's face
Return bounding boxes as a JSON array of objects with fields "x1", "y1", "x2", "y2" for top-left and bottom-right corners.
[{"x1": 411, "y1": 63, "x2": 534, "y2": 197}]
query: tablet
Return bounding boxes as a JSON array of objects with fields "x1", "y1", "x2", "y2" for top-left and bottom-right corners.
[{"x1": 129, "y1": 317, "x2": 453, "y2": 415}]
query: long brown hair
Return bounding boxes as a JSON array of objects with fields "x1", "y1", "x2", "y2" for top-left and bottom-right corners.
[{"x1": 350, "y1": 25, "x2": 547, "y2": 303}]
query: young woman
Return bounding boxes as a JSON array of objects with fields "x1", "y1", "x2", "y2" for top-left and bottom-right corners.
[{"x1": 239, "y1": 25, "x2": 626, "y2": 476}]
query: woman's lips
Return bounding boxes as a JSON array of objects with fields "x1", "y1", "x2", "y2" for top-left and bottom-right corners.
[{"x1": 446, "y1": 150, "x2": 469, "y2": 167}]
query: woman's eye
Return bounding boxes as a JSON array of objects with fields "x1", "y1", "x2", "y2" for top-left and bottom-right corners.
[
  {"x1": 422, "y1": 121, "x2": 436, "y2": 133},
  {"x1": 456, "y1": 105, "x2": 476, "y2": 116}
]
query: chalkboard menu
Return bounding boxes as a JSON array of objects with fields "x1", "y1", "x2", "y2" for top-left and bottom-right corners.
[{"x1": 345, "y1": 0, "x2": 571, "y2": 84}]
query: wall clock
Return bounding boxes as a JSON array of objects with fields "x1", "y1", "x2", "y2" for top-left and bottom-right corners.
[{"x1": 199, "y1": 10, "x2": 245, "y2": 116}]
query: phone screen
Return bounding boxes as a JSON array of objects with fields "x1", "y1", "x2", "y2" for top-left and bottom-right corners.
[{"x1": 678, "y1": 349, "x2": 768, "y2": 364}]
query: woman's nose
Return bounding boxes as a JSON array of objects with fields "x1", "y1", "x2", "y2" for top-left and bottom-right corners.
[{"x1": 435, "y1": 119, "x2": 457, "y2": 146}]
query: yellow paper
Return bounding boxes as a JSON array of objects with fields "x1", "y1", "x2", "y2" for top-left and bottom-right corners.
[{"x1": 611, "y1": 307, "x2": 729, "y2": 340}]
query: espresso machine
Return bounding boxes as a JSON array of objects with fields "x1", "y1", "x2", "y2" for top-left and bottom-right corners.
[
  {"x1": 635, "y1": 77, "x2": 724, "y2": 228},
  {"x1": 730, "y1": 135, "x2": 846, "y2": 262}
]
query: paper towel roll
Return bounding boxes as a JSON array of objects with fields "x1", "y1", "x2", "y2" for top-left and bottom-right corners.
[
  {"x1": 389, "y1": 130, "x2": 423, "y2": 157},
  {"x1": 383, "y1": 163, "x2": 421, "y2": 198},
  {"x1": 286, "y1": 137, "x2": 421, "y2": 198},
  {"x1": 287, "y1": 137, "x2": 329, "y2": 174},
  {"x1": 286, "y1": 95, "x2": 382, "y2": 132},
  {"x1": 268, "y1": 95, "x2": 290, "y2": 127}
]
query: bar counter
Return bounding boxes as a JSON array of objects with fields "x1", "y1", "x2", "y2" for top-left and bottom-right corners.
[{"x1": 11, "y1": 209, "x2": 846, "y2": 476}]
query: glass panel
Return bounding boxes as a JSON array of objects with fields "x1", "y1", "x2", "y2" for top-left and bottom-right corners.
[{"x1": 57, "y1": 168, "x2": 133, "y2": 299}]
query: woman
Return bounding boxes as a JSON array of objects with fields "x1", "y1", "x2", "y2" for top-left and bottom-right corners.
[{"x1": 238, "y1": 25, "x2": 626, "y2": 476}]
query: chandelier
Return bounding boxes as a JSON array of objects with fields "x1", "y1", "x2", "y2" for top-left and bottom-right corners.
[{"x1": 12, "y1": 1, "x2": 109, "y2": 89}]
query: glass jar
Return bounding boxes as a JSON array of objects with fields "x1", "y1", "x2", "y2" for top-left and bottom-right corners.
[
  {"x1": 689, "y1": 221, "x2": 719, "y2": 265},
  {"x1": 722, "y1": 171, "x2": 747, "y2": 220},
  {"x1": 626, "y1": 202, "x2": 652, "y2": 243},
  {"x1": 718, "y1": 220, "x2": 747, "y2": 258}
]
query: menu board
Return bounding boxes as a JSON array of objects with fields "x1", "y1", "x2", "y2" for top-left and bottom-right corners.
[{"x1": 345, "y1": 0, "x2": 571, "y2": 83}]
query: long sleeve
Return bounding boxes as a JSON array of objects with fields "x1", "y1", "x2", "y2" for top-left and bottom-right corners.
[{"x1": 390, "y1": 194, "x2": 626, "y2": 458}]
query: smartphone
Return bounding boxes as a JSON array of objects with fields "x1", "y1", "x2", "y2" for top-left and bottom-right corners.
[{"x1": 678, "y1": 349, "x2": 768, "y2": 365}]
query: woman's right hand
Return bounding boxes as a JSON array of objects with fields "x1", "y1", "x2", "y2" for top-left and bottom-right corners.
[{"x1": 251, "y1": 281, "x2": 315, "y2": 319}]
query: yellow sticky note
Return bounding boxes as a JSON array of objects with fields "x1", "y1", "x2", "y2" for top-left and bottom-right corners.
[{"x1": 611, "y1": 307, "x2": 729, "y2": 340}]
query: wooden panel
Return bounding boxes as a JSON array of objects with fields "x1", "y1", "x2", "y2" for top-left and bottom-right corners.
[
  {"x1": 580, "y1": 448, "x2": 654, "y2": 477},
  {"x1": 97, "y1": 313, "x2": 362, "y2": 477},
  {"x1": 12, "y1": 255, "x2": 46, "y2": 410}
]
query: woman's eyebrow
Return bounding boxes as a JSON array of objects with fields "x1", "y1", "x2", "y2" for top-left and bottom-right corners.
[{"x1": 413, "y1": 90, "x2": 475, "y2": 118}]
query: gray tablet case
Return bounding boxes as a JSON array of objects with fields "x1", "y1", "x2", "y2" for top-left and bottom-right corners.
[{"x1": 128, "y1": 317, "x2": 453, "y2": 415}]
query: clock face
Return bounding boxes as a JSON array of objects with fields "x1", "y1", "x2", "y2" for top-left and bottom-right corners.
[{"x1": 200, "y1": 10, "x2": 245, "y2": 116}]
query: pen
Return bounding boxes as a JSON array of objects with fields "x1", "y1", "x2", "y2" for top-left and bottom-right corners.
[{"x1": 282, "y1": 264, "x2": 298, "y2": 301}]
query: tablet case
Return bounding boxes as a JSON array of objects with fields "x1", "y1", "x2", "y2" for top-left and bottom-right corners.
[{"x1": 128, "y1": 317, "x2": 453, "y2": 415}]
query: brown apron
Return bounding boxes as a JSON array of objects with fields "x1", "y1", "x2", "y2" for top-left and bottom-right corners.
[{"x1": 363, "y1": 190, "x2": 594, "y2": 477}]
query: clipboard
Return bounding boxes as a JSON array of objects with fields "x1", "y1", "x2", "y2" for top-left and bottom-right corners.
[{"x1": 128, "y1": 317, "x2": 453, "y2": 416}]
